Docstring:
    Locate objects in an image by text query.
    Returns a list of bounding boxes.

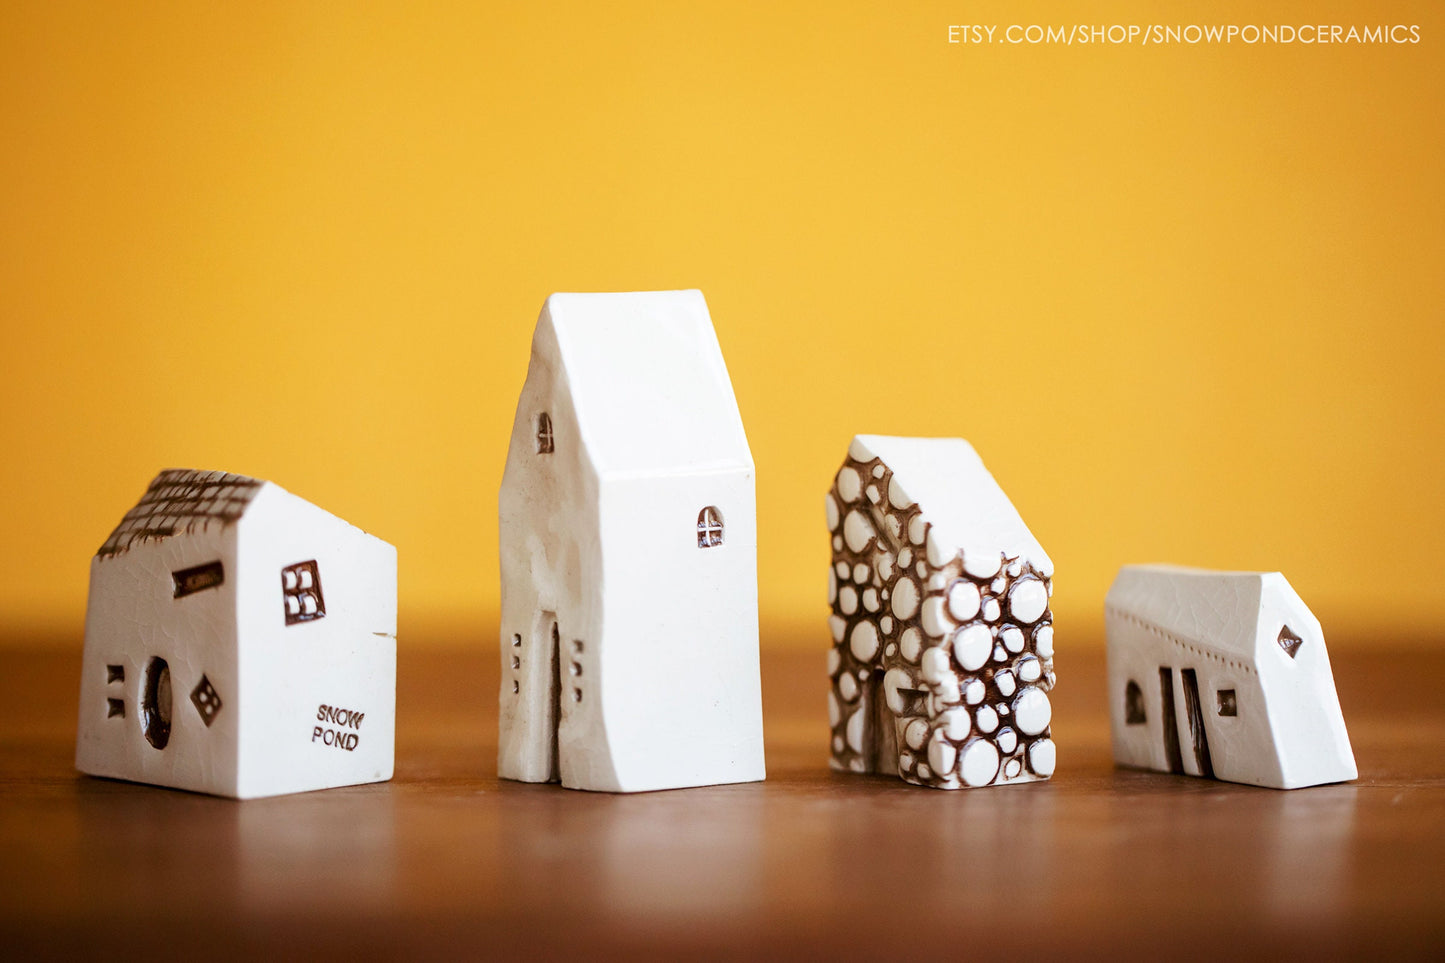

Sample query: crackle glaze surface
[1105,565,1356,790]
[76,469,397,799]
[826,436,1056,789]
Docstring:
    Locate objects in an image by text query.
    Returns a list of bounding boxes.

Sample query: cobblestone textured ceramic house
[76,469,397,799]
[498,290,765,792]
[1106,565,1356,789]
[826,435,1056,789]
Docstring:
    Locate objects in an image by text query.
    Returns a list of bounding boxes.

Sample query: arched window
[536,413,554,454]
[1124,679,1146,725]
[697,506,724,548]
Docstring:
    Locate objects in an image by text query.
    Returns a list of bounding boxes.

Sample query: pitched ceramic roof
[543,290,753,477]
[850,435,1053,578]
[1106,566,1274,660]
[98,469,263,558]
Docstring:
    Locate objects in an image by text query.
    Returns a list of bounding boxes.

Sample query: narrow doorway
[1159,667,1184,774]
[866,669,899,776]
[1180,668,1215,778]
[527,611,562,784]
[546,619,561,783]
[142,656,172,751]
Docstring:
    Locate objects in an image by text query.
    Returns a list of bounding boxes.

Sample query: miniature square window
[697,506,724,548]
[536,413,554,454]
[281,560,326,626]
[1217,689,1238,717]
[1277,625,1303,659]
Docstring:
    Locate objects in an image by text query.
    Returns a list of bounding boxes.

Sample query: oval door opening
[142,657,172,750]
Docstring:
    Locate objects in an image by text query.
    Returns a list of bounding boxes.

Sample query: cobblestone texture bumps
[826,451,1056,788]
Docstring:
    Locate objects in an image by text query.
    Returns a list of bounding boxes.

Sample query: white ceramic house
[498,290,765,792]
[1105,565,1356,789]
[826,435,1056,789]
[76,469,397,799]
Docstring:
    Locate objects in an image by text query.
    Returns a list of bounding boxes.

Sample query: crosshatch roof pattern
[97,469,263,558]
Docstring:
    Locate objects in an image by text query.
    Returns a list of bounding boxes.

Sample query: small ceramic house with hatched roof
[498,289,765,793]
[76,469,397,799]
[826,435,1056,789]
[1106,565,1355,789]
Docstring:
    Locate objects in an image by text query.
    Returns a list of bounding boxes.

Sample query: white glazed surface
[1104,565,1356,789]
[497,290,766,792]
[76,472,396,799]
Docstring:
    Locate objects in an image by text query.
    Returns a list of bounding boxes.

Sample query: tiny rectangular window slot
[1217,689,1238,716]
[173,561,225,598]
[106,664,124,684]
[106,698,125,718]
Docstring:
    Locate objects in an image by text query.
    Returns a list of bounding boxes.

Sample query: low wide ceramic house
[76,469,397,799]
[826,435,1056,789]
[498,289,766,793]
[1105,565,1355,789]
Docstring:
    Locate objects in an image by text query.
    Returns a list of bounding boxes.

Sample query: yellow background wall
[3,1,1441,647]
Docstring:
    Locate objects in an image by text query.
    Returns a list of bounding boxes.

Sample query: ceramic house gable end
[97,469,385,634]
[502,306,603,609]
[850,435,1052,579]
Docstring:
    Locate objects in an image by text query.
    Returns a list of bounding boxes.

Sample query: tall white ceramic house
[498,290,765,792]
[76,469,397,799]
[826,435,1056,789]
[1105,565,1356,789]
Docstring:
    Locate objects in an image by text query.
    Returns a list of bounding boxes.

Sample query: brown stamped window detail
[536,413,555,453]
[697,506,724,548]
[282,560,326,626]
[191,674,223,727]
[1277,625,1303,659]
[173,561,224,598]
[1217,689,1238,717]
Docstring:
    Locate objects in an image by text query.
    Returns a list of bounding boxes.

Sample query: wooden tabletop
[1,634,1442,959]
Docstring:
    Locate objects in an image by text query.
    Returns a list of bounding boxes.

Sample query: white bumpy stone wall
[826,451,1057,789]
